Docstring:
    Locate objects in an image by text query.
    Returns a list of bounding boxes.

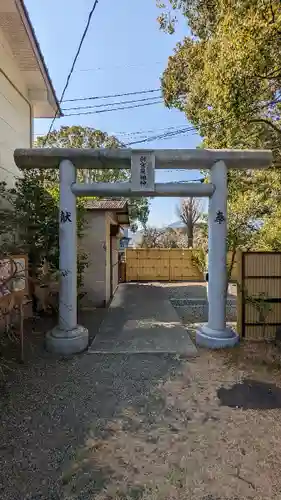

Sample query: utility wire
[62,95,163,111]
[33,124,186,138]
[62,88,161,103]
[78,61,164,72]
[63,100,163,116]
[40,93,281,146]
[43,0,100,145]
[125,126,194,146]
[114,125,187,137]
[123,106,271,146]
[122,97,281,146]
[33,124,192,137]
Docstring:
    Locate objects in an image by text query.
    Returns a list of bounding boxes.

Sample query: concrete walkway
[89,283,197,356]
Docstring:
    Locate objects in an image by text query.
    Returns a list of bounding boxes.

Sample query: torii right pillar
[196,160,239,348]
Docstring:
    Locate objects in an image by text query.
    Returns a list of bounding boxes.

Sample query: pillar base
[196,324,239,349]
[45,324,89,355]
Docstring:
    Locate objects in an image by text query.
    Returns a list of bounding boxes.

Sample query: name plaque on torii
[131,151,155,192]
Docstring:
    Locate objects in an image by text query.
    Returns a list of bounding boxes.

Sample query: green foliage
[246,292,273,326]
[191,248,205,274]
[227,192,263,252]
[159,0,281,154]
[0,171,87,288]
[36,126,149,229]
[240,284,273,339]
[158,0,281,253]
[0,126,149,293]
[159,0,281,143]
[257,206,281,251]
[36,125,122,149]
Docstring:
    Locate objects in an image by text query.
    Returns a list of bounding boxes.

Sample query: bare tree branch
[176,197,203,247]
[138,226,191,248]
[250,118,281,135]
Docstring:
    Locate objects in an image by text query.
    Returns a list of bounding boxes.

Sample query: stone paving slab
[89,283,197,356]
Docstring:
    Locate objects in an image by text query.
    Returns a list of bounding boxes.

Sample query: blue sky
[25,0,203,226]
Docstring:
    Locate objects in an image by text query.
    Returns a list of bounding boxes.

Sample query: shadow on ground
[218,379,281,410]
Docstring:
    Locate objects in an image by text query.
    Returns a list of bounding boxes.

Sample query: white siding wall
[80,212,107,307]
[80,211,120,308]
[0,26,31,187]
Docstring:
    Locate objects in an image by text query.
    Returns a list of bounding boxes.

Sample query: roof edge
[16,0,62,117]
[85,201,129,212]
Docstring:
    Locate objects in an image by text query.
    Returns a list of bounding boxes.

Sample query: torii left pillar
[46,159,89,355]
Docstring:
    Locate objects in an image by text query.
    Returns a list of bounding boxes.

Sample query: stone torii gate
[14,148,272,355]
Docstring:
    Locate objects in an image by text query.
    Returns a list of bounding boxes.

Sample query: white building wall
[80,211,107,307]
[0,26,31,187]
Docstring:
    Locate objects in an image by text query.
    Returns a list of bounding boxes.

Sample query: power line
[39,95,281,146]
[174,178,205,183]
[33,124,186,137]
[124,112,259,146]
[62,88,161,103]
[32,125,189,144]
[78,61,164,72]
[63,99,163,117]
[123,105,278,146]
[114,125,187,137]
[125,126,194,144]
[122,97,281,146]
[125,126,194,146]
[43,0,100,144]
[62,95,163,111]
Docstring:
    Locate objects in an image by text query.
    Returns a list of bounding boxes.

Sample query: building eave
[17,0,61,117]
[85,199,130,226]
[0,0,61,118]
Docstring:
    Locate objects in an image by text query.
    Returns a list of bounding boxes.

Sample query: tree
[139,227,165,248]
[176,197,203,247]
[139,226,190,248]
[157,0,281,253]
[35,126,149,230]
[0,126,150,296]
[0,169,88,292]
[158,0,281,157]
[254,205,281,252]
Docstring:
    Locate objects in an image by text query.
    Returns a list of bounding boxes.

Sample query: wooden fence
[124,249,281,341]
[124,248,238,282]
[237,251,281,340]
[125,248,202,282]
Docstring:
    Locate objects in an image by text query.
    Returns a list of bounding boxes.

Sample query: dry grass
[61,341,281,500]
[222,339,281,373]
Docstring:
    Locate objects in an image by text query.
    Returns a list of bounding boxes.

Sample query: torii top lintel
[14,148,272,171]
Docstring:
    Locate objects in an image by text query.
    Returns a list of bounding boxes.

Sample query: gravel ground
[1,288,281,500]
[158,281,237,300]
[158,282,237,323]
[0,324,185,499]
